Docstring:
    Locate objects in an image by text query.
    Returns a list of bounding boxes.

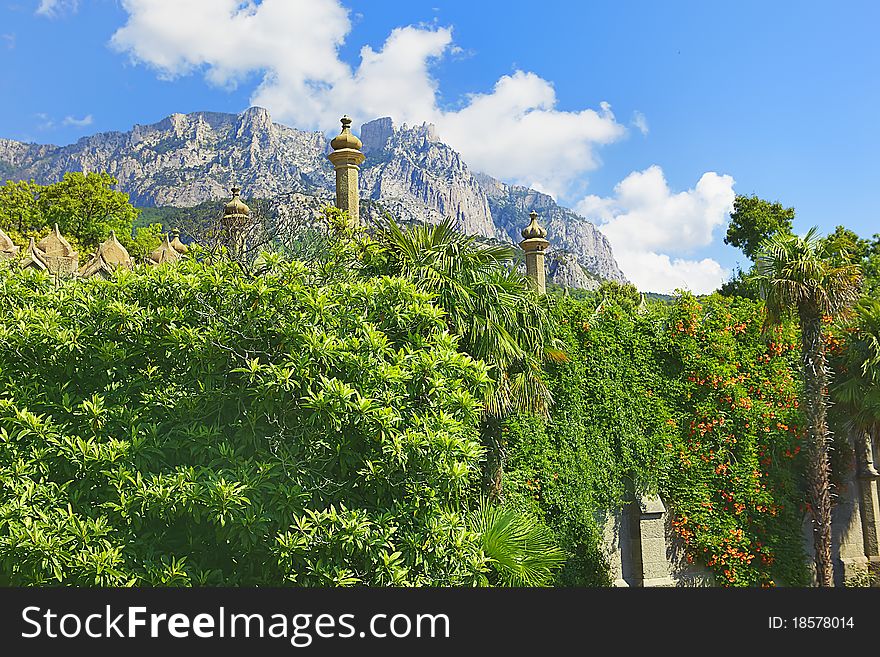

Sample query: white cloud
[2,33,15,49]
[578,165,735,294]
[36,0,78,17]
[62,114,94,127]
[632,111,648,136]
[613,251,728,296]
[439,76,624,197]
[110,0,625,198]
[35,112,55,130]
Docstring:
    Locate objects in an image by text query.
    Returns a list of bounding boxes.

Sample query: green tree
[0,250,564,587]
[0,258,489,585]
[755,228,862,586]
[861,234,880,298]
[39,172,139,249]
[594,280,643,311]
[822,226,869,267]
[725,195,795,261]
[376,218,558,498]
[0,179,43,238]
[127,223,166,260]
[719,266,761,299]
[378,218,555,417]
[832,299,880,470]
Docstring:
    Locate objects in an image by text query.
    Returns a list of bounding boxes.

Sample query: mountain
[0,108,626,287]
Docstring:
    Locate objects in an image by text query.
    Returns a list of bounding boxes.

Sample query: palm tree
[379,218,557,413]
[469,499,566,586]
[378,218,561,497]
[755,228,862,586]
[832,298,880,476]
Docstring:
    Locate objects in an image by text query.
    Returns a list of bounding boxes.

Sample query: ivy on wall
[504,289,809,587]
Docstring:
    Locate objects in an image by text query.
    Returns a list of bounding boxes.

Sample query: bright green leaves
[274,506,413,587]
[0,257,494,586]
[0,173,148,254]
[469,500,565,587]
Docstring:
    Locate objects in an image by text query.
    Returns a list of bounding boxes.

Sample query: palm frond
[755,228,862,328]
[470,500,566,587]
[832,296,880,431]
[378,217,555,417]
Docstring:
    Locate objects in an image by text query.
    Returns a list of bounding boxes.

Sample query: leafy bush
[660,293,808,587]
[0,257,498,585]
[503,292,675,585]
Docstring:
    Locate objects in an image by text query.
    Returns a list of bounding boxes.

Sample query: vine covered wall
[504,290,809,586]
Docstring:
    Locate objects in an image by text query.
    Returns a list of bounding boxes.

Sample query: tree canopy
[755,228,861,586]
[724,194,795,261]
[0,172,159,257]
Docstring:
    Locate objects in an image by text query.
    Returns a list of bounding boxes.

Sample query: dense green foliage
[724,195,795,261]
[755,228,861,586]
[502,288,673,585]
[503,289,810,586]
[0,173,160,257]
[377,218,555,419]
[0,257,503,585]
[660,294,808,586]
[832,298,880,440]
[3,185,874,588]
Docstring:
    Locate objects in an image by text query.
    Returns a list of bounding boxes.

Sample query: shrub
[0,258,495,585]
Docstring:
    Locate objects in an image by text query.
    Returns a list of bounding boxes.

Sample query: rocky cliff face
[474,172,627,284]
[358,119,499,238]
[1,108,333,206]
[0,108,625,287]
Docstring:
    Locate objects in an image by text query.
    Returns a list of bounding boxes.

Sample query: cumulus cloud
[577,165,735,294]
[631,111,649,136]
[36,0,78,17]
[62,114,94,127]
[110,0,625,198]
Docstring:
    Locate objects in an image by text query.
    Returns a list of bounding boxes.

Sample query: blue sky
[1,1,878,293]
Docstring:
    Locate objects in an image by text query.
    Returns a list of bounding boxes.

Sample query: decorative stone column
[327,115,365,226]
[636,495,675,587]
[520,211,549,294]
[856,430,880,582]
[222,186,251,258]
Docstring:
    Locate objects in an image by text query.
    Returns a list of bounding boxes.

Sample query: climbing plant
[503,288,809,586]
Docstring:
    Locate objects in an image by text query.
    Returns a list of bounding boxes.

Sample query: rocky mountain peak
[0,107,626,288]
[236,106,274,139]
[360,117,394,154]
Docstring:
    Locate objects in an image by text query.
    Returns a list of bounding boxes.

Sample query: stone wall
[801,429,880,586]
[602,495,714,587]
[602,427,880,587]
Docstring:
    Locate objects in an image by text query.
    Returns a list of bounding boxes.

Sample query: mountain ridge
[0,107,626,287]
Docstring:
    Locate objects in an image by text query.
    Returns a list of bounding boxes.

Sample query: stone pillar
[327,116,365,226]
[222,186,251,259]
[857,430,880,583]
[602,511,635,586]
[636,495,675,587]
[818,428,880,585]
[520,211,549,294]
